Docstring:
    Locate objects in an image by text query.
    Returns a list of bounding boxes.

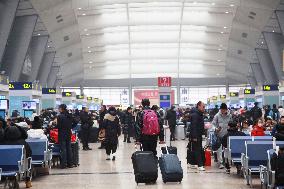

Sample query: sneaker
[106,155,111,160]
[198,166,206,171]
[219,164,225,169]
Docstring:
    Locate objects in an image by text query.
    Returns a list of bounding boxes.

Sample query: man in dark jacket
[56,104,73,169]
[80,107,93,150]
[250,102,262,122]
[135,99,165,157]
[166,105,177,141]
[98,105,107,149]
[188,101,205,171]
[272,116,284,141]
[121,107,134,143]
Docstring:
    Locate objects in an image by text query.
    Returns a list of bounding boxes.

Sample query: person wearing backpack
[250,102,262,122]
[269,104,280,122]
[135,99,165,157]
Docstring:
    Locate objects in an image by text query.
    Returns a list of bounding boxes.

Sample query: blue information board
[9,82,32,90]
[160,101,171,108]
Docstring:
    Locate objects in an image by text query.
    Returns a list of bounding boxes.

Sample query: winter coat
[273,124,284,141]
[102,113,121,144]
[3,126,32,157]
[251,125,265,136]
[0,128,4,144]
[121,111,134,136]
[166,109,177,127]
[269,108,280,121]
[221,128,246,148]
[32,120,42,129]
[99,110,107,129]
[279,108,284,118]
[80,111,93,130]
[212,111,232,138]
[251,106,263,121]
[189,108,205,139]
[56,112,72,140]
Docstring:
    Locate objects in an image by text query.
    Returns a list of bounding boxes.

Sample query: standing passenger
[80,107,93,151]
[166,106,177,141]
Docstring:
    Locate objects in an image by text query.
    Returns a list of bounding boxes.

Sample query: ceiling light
[88,50,92,53]
[84,29,88,31]
[223,26,227,29]
[225,11,229,14]
[89,61,93,64]
[261,41,264,44]
[217,60,222,62]
[211,3,215,5]
[82,13,86,16]
[221,31,224,34]
[37,33,41,36]
[230,4,234,7]
[87,46,91,49]
[86,33,90,36]
[216,73,220,76]
[272,30,275,32]
[89,66,92,69]
[78,8,82,10]
[218,49,222,51]
[47,45,50,48]
[193,1,197,4]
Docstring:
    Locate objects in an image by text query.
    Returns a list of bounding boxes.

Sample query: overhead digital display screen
[62,92,72,97]
[244,89,255,95]
[229,92,239,97]
[263,85,279,91]
[42,88,56,94]
[9,82,32,90]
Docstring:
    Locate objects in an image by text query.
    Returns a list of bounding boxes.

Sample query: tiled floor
[29,139,257,189]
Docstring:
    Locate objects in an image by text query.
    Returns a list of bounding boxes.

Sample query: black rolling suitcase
[186,141,197,165]
[71,141,79,166]
[161,140,177,155]
[159,146,183,183]
[131,145,158,184]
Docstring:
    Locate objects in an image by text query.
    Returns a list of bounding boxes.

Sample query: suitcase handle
[160,144,169,154]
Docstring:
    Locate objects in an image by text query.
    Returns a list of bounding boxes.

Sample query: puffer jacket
[212,111,232,138]
[102,113,121,144]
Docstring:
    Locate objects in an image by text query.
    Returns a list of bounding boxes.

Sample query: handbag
[98,129,106,141]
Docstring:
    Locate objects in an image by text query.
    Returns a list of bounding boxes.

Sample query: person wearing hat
[212,103,232,169]
[56,104,73,169]
[102,106,121,161]
[250,102,262,122]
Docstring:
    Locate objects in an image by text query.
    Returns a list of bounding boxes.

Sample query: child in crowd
[251,119,265,136]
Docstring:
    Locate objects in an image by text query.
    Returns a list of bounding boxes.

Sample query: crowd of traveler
[2,99,284,188]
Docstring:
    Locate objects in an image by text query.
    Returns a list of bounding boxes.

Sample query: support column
[263,32,284,80]
[47,66,59,88]
[255,48,278,84]
[27,35,48,81]
[247,76,257,88]
[129,84,132,105]
[176,82,180,104]
[1,15,37,81]
[38,52,55,86]
[250,63,266,85]
[0,0,19,63]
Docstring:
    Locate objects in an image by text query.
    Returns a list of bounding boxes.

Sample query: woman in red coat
[251,119,265,136]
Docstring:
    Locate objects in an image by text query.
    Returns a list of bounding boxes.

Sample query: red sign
[158,77,172,87]
[134,90,175,106]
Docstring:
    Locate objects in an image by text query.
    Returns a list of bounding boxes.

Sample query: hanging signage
[263,85,279,91]
[244,89,255,95]
[62,92,72,97]
[76,95,84,99]
[87,97,92,101]
[211,96,218,101]
[229,92,239,97]
[158,77,172,87]
[220,95,226,100]
[42,88,56,94]
[9,82,32,90]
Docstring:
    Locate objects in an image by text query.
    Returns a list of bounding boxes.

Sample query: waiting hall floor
[29,140,257,189]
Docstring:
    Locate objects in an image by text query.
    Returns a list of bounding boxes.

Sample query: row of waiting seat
[224,135,284,188]
[0,139,53,189]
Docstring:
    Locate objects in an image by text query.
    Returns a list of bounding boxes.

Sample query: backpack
[142,110,160,135]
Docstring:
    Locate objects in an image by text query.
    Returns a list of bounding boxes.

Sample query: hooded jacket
[102,113,121,144]
[273,124,284,141]
[212,111,232,138]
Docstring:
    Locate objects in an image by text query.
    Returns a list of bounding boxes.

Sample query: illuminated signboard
[212,96,218,101]
[76,95,84,99]
[42,88,56,94]
[263,85,279,91]
[220,95,226,100]
[244,89,255,95]
[87,97,92,101]
[9,82,32,90]
[62,92,72,97]
[229,92,239,97]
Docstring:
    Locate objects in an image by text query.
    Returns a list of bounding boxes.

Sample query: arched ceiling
[29,0,280,86]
